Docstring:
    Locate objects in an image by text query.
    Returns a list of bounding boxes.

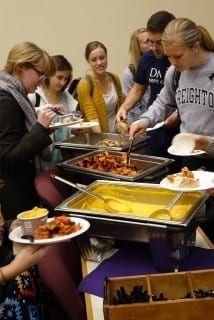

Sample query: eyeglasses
[31,66,47,80]
[147,40,162,47]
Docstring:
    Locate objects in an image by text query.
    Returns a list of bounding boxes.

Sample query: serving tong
[126,137,134,167]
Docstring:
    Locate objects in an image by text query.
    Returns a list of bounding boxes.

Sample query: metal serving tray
[54,132,148,152]
[56,180,207,228]
[60,150,174,182]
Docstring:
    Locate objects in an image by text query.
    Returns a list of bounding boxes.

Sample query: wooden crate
[103,269,214,320]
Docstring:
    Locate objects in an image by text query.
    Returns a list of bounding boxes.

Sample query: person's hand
[116,105,128,122]
[164,111,180,128]
[207,188,214,196]
[37,106,56,128]
[36,104,66,114]
[190,134,210,150]
[47,104,67,115]
[9,219,21,232]
[51,104,66,113]
[129,120,147,138]
[9,244,50,278]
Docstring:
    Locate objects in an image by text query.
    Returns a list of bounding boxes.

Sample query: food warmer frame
[55,180,208,271]
[54,132,148,152]
[58,150,175,184]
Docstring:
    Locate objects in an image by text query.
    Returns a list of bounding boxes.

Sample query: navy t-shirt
[134,50,170,107]
[134,50,179,162]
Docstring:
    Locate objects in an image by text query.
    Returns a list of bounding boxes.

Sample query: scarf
[0,71,51,171]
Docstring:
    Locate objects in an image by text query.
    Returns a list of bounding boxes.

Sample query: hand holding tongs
[51,107,82,118]
[51,107,68,116]
[46,104,67,116]
[126,137,134,167]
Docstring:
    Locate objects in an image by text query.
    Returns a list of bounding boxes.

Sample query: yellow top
[77,71,124,132]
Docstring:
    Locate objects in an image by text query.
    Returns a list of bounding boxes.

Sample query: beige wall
[1,0,213,78]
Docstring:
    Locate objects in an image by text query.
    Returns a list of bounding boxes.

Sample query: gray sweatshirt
[139,52,214,137]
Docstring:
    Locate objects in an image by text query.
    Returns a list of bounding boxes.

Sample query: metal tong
[51,107,67,116]
[126,137,134,167]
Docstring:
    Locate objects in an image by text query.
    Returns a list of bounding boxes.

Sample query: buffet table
[81,227,214,320]
[54,139,214,318]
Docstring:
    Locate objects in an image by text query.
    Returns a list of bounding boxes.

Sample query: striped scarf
[0,71,51,171]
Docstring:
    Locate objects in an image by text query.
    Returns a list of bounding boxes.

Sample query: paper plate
[160,170,214,192]
[167,145,205,157]
[146,122,164,132]
[9,217,90,245]
[49,119,82,129]
[68,121,99,129]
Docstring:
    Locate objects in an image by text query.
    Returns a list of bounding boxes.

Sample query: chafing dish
[55,180,208,271]
[54,132,148,152]
[59,150,174,182]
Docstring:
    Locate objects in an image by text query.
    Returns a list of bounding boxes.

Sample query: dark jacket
[0,90,52,219]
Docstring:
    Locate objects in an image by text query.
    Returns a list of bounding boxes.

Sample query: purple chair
[34,167,71,210]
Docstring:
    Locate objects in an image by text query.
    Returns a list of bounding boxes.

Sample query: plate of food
[67,121,99,129]
[160,167,214,192]
[9,216,90,245]
[146,121,164,132]
[167,145,205,157]
[49,119,82,129]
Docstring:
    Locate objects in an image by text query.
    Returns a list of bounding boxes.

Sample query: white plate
[67,121,99,129]
[49,119,82,129]
[146,121,164,132]
[9,217,90,245]
[160,170,214,192]
[167,145,205,157]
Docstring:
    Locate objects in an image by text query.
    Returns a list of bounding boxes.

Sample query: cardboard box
[103,269,214,320]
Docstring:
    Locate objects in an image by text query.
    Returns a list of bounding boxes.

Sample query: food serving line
[54,132,212,272]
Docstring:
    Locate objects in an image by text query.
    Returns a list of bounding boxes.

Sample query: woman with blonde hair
[0,42,87,320]
[130,17,214,173]
[0,41,56,219]
[128,27,150,71]
[129,17,214,242]
[122,28,151,124]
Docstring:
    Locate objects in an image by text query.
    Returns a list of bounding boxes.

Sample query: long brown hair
[44,55,73,90]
